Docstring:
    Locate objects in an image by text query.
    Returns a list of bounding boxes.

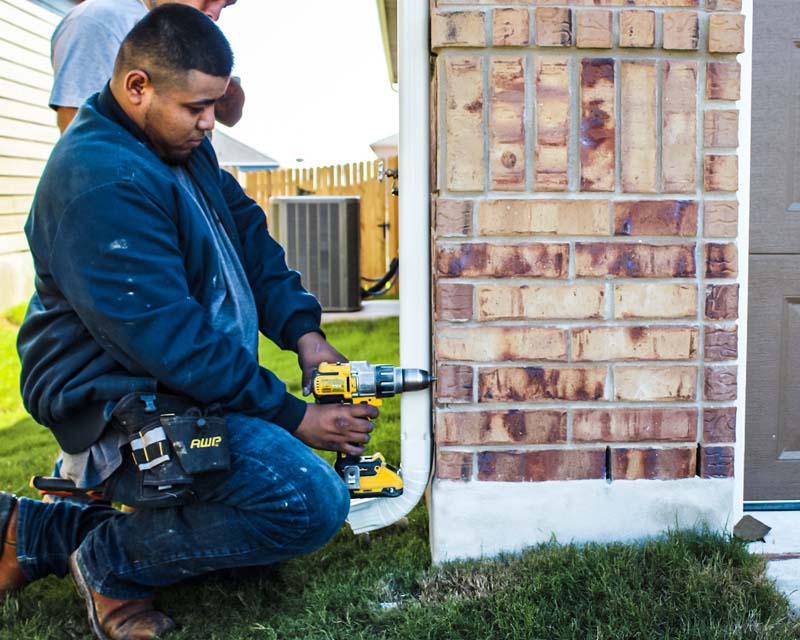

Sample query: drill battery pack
[335,452,403,499]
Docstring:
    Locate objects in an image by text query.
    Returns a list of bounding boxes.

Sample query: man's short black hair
[114,4,234,88]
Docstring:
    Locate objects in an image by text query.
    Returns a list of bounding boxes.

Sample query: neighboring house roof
[30,0,78,16]
[375,0,397,86]
[211,131,279,171]
[370,133,398,159]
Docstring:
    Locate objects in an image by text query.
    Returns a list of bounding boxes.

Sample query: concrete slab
[766,559,800,614]
[747,512,800,556]
[746,511,800,613]
[321,299,399,323]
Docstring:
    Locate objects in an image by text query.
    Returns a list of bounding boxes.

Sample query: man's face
[142,70,229,165]
[172,0,237,21]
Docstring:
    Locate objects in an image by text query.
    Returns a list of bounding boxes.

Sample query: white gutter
[347,0,431,534]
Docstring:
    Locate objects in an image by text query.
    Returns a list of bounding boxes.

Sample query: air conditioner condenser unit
[269,196,361,312]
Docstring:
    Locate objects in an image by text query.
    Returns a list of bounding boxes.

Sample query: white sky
[214,0,399,168]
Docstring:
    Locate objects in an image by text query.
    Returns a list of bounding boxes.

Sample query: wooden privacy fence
[243,157,399,292]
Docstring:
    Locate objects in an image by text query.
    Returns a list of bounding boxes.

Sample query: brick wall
[431,0,743,552]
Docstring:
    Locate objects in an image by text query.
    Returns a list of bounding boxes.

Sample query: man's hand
[215,76,245,127]
[297,331,346,396]
[294,403,378,455]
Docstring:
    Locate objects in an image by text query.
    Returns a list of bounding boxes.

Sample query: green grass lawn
[2,305,799,639]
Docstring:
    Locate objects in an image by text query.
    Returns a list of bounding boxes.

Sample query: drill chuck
[398,368,435,393]
[352,362,433,398]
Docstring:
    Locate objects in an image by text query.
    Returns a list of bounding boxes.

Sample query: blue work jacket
[18,85,320,453]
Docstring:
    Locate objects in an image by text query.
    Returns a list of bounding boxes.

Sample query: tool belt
[110,392,231,508]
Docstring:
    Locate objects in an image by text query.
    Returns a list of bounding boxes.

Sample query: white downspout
[347,0,431,534]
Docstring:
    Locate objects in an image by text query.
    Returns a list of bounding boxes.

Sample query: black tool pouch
[111,392,231,508]
[160,414,230,475]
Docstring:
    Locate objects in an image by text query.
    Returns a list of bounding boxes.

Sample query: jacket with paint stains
[18,85,320,454]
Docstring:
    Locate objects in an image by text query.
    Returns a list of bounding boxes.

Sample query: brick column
[430,0,744,560]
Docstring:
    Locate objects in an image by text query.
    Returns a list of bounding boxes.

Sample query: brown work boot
[69,552,176,640]
[0,492,27,600]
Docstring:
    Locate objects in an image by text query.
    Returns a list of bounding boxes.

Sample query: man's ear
[123,69,152,106]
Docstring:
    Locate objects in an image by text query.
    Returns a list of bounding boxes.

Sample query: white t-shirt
[49,0,147,109]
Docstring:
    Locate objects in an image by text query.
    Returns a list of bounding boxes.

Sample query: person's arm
[219,170,351,387]
[221,169,323,351]
[50,17,121,133]
[296,331,348,395]
[55,107,78,133]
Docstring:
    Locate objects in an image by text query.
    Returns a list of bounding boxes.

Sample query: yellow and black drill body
[311,361,433,499]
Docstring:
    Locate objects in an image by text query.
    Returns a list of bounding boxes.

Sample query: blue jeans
[15,414,350,598]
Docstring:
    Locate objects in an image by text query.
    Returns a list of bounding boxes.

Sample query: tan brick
[705,242,738,278]
[436,410,567,446]
[437,325,567,362]
[573,407,697,443]
[703,406,736,442]
[435,282,473,321]
[575,243,695,278]
[438,0,563,3]
[493,8,530,46]
[436,364,474,403]
[703,154,738,192]
[705,284,738,320]
[614,200,697,236]
[708,14,745,53]
[535,58,570,191]
[573,0,697,5]
[437,451,473,481]
[663,11,699,50]
[704,326,737,361]
[535,8,572,46]
[614,283,697,319]
[445,57,484,192]
[572,0,697,5]
[704,110,739,148]
[662,62,698,193]
[704,201,738,237]
[491,57,526,191]
[437,242,568,278]
[700,445,734,478]
[478,366,606,402]
[435,199,473,237]
[614,365,697,401]
[612,447,696,480]
[580,58,615,192]
[575,10,613,48]
[571,326,698,361]
[478,284,605,320]
[432,10,486,49]
[479,199,610,236]
[706,61,740,100]
[437,0,560,4]
[620,61,657,193]
[478,449,607,482]
[704,365,737,401]
[705,0,741,10]
[619,11,655,48]
[705,243,738,277]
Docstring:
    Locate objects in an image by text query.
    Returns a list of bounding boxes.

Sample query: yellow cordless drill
[311,361,433,499]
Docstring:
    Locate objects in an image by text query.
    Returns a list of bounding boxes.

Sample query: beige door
[745,1,800,500]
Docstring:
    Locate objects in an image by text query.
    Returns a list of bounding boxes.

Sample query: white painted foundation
[431,478,735,563]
